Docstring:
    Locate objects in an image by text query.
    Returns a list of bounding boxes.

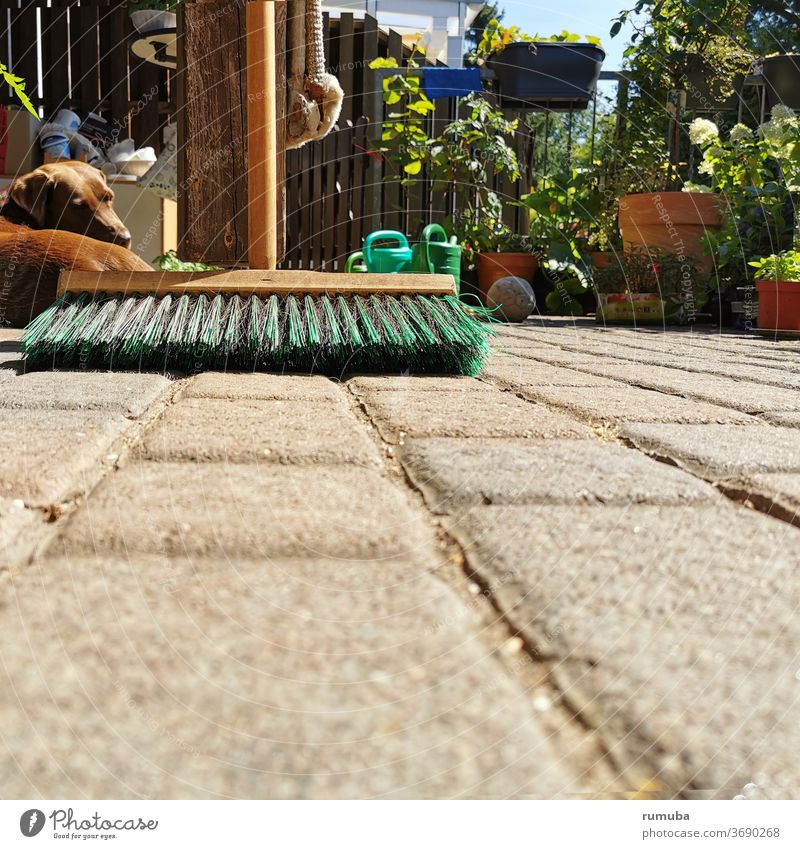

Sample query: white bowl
[130,10,177,35]
[119,158,156,177]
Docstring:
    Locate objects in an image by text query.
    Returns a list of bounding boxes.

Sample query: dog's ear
[9,169,54,226]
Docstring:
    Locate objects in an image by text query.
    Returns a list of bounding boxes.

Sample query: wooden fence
[0,0,170,153]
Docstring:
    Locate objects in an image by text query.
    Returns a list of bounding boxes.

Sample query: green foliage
[467,19,601,66]
[0,64,38,118]
[464,2,505,62]
[689,110,800,287]
[749,250,800,281]
[154,250,222,272]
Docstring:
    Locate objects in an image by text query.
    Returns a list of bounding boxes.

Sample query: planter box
[490,42,605,111]
[762,54,800,110]
[596,292,664,325]
[756,279,800,331]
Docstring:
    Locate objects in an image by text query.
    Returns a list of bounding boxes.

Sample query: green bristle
[336,295,362,346]
[320,296,344,347]
[164,294,191,348]
[263,295,280,353]
[283,295,305,351]
[353,296,380,345]
[304,295,320,346]
[22,290,495,376]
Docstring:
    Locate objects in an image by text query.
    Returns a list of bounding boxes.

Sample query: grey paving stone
[738,473,800,519]
[0,371,171,417]
[622,423,800,478]
[183,372,343,402]
[447,504,800,798]
[0,408,129,505]
[400,438,719,512]
[0,498,38,564]
[56,462,437,562]
[360,389,589,442]
[346,375,493,394]
[0,555,578,799]
[528,385,753,425]
[763,412,800,428]
[139,398,381,467]
[481,356,618,389]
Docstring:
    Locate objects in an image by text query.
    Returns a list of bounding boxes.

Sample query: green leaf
[370,57,399,69]
[404,160,423,175]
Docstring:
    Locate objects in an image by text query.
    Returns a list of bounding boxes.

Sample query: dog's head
[8,161,132,248]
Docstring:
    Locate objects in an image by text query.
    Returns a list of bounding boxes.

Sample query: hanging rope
[287,0,344,149]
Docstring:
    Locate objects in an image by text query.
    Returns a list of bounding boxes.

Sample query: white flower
[729,123,753,143]
[688,117,719,146]
[759,120,788,144]
[770,104,795,124]
[682,181,713,193]
[698,159,715,176]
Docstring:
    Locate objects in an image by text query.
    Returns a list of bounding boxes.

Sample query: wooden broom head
[57,270,459,298]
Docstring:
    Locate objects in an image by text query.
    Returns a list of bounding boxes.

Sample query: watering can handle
[421,224,449,274]
[363,230,410,268]
[345,251,365,273]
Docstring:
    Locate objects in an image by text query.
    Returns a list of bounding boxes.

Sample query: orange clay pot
[618,192,721,274]
[756,280,800,331]
[476,252,539,304]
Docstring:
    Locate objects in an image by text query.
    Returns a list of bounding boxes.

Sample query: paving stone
[622,423,800,478]
[346,375,493,394]
[736,473,800,519]
[481,356,618,389]
[763,412,800,428]
[139,398,381,467]
[400,438,719,512]
[0,555,578,799]
[0,498,38,564]
[0,408,129,505]
[0,371,171,417]
[527,385,753,425]
[554,361,800,414]
[0,328,23,374]
[183,372,343,402]
[447,504,800,798]
[360,389,589,442]
[56,462,437,562]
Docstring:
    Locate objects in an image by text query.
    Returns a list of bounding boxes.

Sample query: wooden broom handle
[246,1,282,270]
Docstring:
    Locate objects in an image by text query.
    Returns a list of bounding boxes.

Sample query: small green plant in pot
[750,250,800,331]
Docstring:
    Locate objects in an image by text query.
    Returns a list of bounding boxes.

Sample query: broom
[20,1,494,377]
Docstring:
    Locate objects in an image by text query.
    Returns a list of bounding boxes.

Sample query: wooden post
[246,1,282,270]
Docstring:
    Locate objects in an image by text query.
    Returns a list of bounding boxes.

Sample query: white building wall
[322,0,484,66]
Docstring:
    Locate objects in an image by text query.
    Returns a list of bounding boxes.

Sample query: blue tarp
[421,67,483,100]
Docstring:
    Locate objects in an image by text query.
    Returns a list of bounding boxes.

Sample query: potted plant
[128,0,180,36]
[593,249,708,325]
[472,21,605,110]
[472,226,540,298]
[750,250,800,331]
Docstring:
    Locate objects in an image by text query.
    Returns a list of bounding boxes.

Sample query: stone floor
[1,319,799,800]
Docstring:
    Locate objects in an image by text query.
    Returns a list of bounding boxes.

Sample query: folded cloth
[421,67,483,100]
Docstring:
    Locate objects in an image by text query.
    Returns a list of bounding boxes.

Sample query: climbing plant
[1,63,37,117]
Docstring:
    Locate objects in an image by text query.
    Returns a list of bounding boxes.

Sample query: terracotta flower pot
[476,252,539,304]
[590,250,616,271]
[756,280,800,331]
[618,192,721,274]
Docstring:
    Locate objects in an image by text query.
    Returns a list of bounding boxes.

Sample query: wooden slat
[275,0,287,262]
[41,5,70,115]
[321,128,337,270]
[334,119,352,270]
[337,13,355,124]
[11,5,39,108]
[58,270,457,297]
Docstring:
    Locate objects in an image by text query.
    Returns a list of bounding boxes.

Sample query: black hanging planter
[489,42,606,111]
[762,54,800,110]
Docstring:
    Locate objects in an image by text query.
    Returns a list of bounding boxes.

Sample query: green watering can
[363,230,414,274]
[419,223,462,287]
[345,251,367,273]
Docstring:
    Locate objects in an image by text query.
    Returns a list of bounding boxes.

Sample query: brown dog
[0,162,152,327]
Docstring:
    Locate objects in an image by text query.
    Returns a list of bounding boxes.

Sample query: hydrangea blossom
[729,123,753,143]
[698,159,715,176]
[759,120,788,145]
[770,104,795,124]
[688,117,719,146]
